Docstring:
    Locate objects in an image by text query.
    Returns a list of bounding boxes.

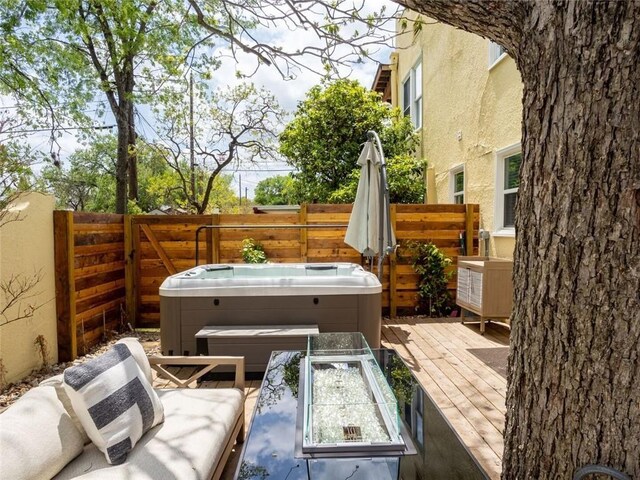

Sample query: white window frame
[402,76,411,118]
[494,142,521,236]
[401,57,423,129]
[488,41,508,69]
[412,59,422,129]
[450,164,465,204]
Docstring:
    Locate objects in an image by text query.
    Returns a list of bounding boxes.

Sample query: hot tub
[159,263,382,367]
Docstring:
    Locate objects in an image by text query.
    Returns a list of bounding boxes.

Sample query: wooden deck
[381,316,509,480]
[157,317,509,480]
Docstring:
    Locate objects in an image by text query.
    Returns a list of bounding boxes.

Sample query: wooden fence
[54,204,478,355]
[54,212,126,361]
[130,204,478,326]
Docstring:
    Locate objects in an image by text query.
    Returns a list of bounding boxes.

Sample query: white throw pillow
[115,337,153,384]
[62,342,164,465]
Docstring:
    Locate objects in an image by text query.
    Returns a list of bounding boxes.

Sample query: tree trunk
[503,4,640,478]
[393,1,639,478]
[115,112,130,214]
[127,102,138,203]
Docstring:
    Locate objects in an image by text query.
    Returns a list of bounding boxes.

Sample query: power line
[4,125,115,134]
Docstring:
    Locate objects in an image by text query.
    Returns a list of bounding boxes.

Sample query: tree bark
[115,110,130,214]
[393,1,640,478]
[128,116,138,203]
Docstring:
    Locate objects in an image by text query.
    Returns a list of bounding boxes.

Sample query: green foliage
[282,352,301,398]
[0,0,212,212]
[329,154,427,204]
[0,141,37,209]
[38,134,238,213]
[1,0,398,213]
[0,128,40,226]
[241,238,267,263]
[389,355,414,404]
[279,79,418,203]
[253,175,298,205]
[408,241,453,317]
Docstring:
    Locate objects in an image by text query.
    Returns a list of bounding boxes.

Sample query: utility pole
[189,72,196,210]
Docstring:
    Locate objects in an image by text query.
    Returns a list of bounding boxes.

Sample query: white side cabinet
[456,256,513,334]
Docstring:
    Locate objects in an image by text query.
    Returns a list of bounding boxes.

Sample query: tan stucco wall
[0,192,58,384]
[393,14,523,259]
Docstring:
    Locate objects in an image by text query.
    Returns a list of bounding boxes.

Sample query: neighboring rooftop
[252,205,301,214]
[371,63,392,103]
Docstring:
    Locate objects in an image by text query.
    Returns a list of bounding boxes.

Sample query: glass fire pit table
[235,333,489,480]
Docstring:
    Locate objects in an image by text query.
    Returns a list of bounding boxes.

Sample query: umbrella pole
[367,130,393,280]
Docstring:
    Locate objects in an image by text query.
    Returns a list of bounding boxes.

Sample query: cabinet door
[457,267,469,304]
[469,271,483,309]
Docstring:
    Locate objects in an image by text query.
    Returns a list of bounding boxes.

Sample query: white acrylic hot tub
[159,263,382,362]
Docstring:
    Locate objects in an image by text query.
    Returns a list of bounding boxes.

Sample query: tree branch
[0,271,44,326]
[187,0,273,65]
[393,0,526,55]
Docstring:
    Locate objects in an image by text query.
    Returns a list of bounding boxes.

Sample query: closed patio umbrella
[344,131,396,278]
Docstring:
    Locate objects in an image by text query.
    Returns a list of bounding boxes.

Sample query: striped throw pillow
[63,342,164,465]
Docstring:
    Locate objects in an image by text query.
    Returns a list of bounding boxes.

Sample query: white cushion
[54,388,244,480]
[40,374,91,444]
[63,342,164,465]
[0,384,85,480]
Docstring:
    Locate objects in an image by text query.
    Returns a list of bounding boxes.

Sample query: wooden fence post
[300,204,308,262]
[124,215,135,328]
[465,204,475,256]
[54,211,77,362]
[390,204,398,318]
[132,218,141,327]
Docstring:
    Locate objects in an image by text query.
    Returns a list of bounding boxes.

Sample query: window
[450,165,464,204]
[495,143,522,234]
[413,63,422,129]
[403,78,411,117]
[489,41,507,68]
[402,58,423,129]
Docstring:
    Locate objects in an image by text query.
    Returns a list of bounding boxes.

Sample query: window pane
[489,41,507,65]
[504,152,521,189]
[414,97,422,128]
[403,79,411,116]
[454,171,464,193]
[454,194,464,204]
[504,192,517,227]
[414,63,422,98]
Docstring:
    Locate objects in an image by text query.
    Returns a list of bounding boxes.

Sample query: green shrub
[408,241,453,317]
[241,238,267,263]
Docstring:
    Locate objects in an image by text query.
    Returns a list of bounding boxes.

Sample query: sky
[1,0,398,200]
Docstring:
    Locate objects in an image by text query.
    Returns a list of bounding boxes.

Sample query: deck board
[156,316,509,480]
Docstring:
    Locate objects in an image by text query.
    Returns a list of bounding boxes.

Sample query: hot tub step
[195,325,319,372]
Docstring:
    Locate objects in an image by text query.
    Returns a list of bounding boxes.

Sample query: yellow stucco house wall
[0,192,58,385]
[384,13,523,259]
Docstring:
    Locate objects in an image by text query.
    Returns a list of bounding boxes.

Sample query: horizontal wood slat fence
[55,204,478,356]
[54,211,127,361]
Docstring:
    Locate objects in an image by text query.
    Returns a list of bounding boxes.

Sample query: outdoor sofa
[0,339,245,480]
